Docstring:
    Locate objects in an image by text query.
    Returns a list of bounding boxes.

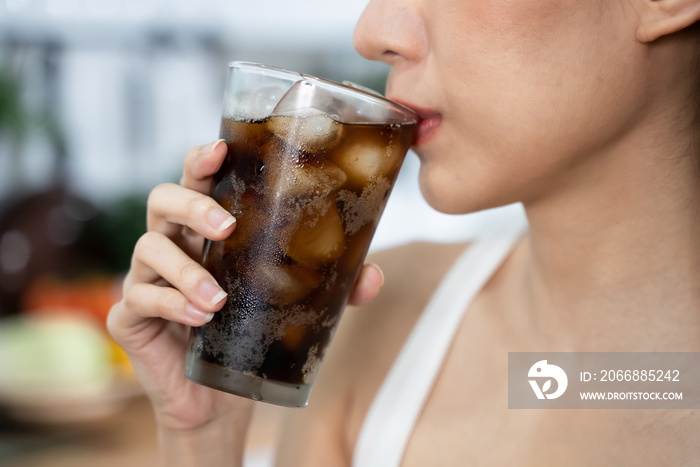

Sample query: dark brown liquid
[188,113,415,386]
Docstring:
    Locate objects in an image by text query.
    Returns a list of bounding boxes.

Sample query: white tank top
[352,227,526,467]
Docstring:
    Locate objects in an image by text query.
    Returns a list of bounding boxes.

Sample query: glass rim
[228,61,419,124]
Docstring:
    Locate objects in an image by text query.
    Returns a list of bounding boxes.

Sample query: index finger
[180,139,228,194]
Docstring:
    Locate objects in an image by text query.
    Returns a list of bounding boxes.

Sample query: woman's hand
[106,139,384,464]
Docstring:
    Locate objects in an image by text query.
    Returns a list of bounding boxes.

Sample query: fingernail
[369,263,385,287]
[209,208,236,231]
[209,139,225,153]
[186,303,215,323]
[200,281,228,306]
[200,139,224,156]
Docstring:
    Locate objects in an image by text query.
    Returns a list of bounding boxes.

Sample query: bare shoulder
[275,240,469,466]
[339,240,472,371]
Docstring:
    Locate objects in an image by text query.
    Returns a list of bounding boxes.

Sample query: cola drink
[185,63,417,407]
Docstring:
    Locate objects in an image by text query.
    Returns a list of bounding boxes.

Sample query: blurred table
[0,394,283,467]
[0,395,159,467]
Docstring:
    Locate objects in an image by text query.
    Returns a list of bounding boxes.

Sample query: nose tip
[353,0,426,65]
[353,4,383,62]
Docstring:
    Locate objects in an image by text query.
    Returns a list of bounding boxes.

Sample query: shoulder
[339,240,471,373]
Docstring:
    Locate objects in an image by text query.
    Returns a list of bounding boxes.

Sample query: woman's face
[354,0,655,214]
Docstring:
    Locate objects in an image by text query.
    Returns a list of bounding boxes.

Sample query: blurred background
[0,1,524,466]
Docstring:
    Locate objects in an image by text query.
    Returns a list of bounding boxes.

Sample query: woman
[107,0,700,465]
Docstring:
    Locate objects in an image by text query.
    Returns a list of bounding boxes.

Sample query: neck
[518,118,700,351]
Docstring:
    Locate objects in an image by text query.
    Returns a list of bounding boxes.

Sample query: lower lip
[415,116,441,146]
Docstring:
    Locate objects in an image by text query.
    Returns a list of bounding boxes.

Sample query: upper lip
[390,98,441,121]
[390,98,442,146]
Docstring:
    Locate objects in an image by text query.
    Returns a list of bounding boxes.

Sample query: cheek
[428,0,648,199]
[435,0,638,122]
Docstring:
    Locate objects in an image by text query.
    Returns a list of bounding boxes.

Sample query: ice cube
[226,85,289,121]
[266,156,348,202]
[286,202,346,267]
[281,323,305,349]
[267,113,342,151]
[272,80,328,116]
[332,141,401,187]
[270,80,345,150]
[252,262,322,307]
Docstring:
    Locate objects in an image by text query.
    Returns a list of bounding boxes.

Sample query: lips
[392,99,442,146]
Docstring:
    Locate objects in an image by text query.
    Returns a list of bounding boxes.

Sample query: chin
[417,164,516,215]
[418,169,474,215]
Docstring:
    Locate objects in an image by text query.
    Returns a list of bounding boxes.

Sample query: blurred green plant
[0,68,27,138]
[0,67,67,180]
[76,195,148,275]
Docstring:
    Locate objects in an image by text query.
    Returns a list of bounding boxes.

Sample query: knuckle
[156,289,185,315]
[122,286,142,311]
[175,260,203,285]
[186,192,215,223]
[105,302,122,339]
[147,183,175,210]
[134,231,162,256]
[187,192,213,219]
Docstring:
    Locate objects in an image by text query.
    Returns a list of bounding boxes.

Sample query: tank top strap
[352,227,526,467]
